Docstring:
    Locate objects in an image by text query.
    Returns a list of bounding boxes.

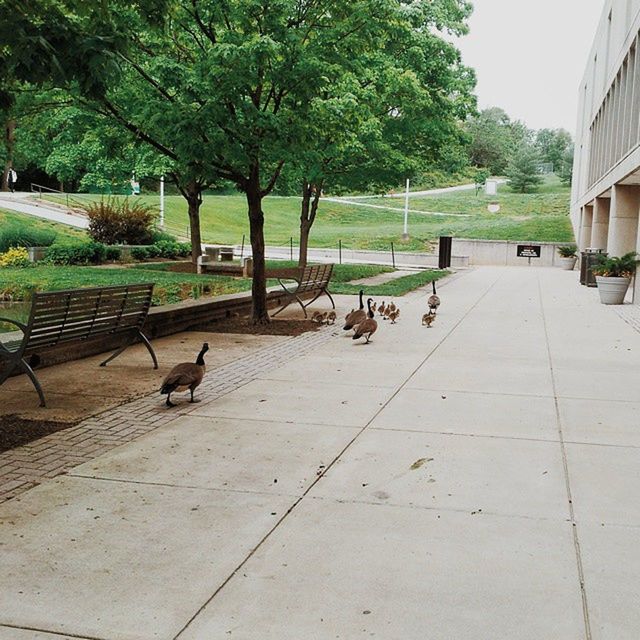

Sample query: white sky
[455,0,607,133]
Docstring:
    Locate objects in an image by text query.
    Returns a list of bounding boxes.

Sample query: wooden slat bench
[271,263,335,318]
[0,284,158,407]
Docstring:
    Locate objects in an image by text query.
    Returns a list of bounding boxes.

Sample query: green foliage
[130,240,190,261]
[45,240,107,265]
[535,129,573,171]
[0,265,250,306]
[332,269,447,296]
[506,145,543,193]
[557,145,574,186]
[557,245,577,258]
[105,246,122,261]
[0,246,32,268]
[84,197,158,245]
[466,108,528,175]
[592,252,640,278]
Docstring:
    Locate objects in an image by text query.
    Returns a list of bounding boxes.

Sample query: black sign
[517,244,541,258]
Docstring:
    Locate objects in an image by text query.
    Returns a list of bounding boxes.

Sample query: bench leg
[17,359,46,408]
[100,333,158,369]
[99,343,130,368]
[324,288,336,309]
[138,331,159,369]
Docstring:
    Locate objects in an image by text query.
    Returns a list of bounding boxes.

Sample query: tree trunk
[298,181,312,268]
[246,172,270,325]
[185,183,203,265]
[2,119,16,192]
[298,179,322,268]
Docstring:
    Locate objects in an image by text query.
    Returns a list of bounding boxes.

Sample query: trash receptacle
[580,249,606,287]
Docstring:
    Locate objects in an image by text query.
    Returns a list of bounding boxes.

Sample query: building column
[579,204,594,250]
[591,196,611,250]
[607,184,640,257]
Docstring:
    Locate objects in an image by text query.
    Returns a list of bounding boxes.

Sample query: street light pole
[402,178,410,240]
[160,176,165,227]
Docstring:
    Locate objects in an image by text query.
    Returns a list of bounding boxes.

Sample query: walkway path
[1,267,639,639]
[0,192,88,229]
[334,178,508,199]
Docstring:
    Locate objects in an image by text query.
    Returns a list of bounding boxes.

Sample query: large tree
[288,4,476,266]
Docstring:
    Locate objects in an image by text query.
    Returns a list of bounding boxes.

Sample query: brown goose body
[343,289,365,330]
[160,343,208,407]
[428,281,440,312]
[353,299,377,343]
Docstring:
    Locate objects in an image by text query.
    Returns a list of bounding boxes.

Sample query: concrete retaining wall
[451,239,567,267]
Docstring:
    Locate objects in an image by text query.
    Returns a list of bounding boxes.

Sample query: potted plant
[592,252,640,304]
[557,244,578,270]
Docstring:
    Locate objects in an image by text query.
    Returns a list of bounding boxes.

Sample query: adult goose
[160,343,209,408]
[427,280,440,313]
[343,289,366,330]
[352,298,378,344]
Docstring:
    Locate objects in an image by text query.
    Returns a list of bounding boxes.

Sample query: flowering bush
[0,246,31,268]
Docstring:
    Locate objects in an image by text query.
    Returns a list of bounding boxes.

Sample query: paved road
[0,192,88,229]
[336,178,508,200]
[1,267,639,639]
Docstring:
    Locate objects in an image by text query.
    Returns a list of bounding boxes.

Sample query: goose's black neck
[367,298,374,318]
[196,345,208,365]
[359,290,364,310]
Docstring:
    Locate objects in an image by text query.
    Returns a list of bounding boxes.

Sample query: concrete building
[572,0,640,301]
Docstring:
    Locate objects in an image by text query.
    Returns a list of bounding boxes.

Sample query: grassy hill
[0,209,85,252]
[40,174,574,251]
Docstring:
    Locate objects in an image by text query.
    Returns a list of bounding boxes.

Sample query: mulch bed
[205,317,325,336]
[0,414,76,453]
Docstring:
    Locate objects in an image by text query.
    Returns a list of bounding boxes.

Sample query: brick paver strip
[0,325,334,503]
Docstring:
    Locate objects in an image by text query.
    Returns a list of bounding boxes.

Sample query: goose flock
[159,281,441,406]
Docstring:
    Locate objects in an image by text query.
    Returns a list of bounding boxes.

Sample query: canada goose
[371,301,377,313]
[353,298,378,344]
[160,343,209,408]
[378,302,386,318]
[388,310,399,324]
[343,289,366,330]
[326,311,337,325]
[428,281,440,313]
[422,312,436,327]
[388,301,396,313]
[311,311,324,323]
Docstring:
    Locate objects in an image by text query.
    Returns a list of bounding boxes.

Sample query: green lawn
[0,264,251,306]
[0,208,85,252]
[41,174,574,250]
[0,261,446,330]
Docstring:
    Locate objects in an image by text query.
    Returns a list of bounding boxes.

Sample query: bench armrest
[0,317,28,333]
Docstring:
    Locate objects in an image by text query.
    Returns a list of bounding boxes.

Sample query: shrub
[149,229,177,244]
[45,240,107,265]
[105,246,122,261]
[154,240,180,259]
[177,242,192,257]
[557,244,577,258]
[131,246,150,261]
[0,227,58,253]
[84,197,158,245]
[592,252,640,278]
[0,247,32,268]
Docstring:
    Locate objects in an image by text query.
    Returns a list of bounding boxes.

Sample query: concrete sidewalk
[1,267,639,639]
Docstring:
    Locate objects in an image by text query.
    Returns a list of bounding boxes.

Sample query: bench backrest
[24,284,154,351]
[296,264,333,293]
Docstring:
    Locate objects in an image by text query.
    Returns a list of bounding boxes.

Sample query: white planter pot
[558,256,577,270]
[595,276,630,304]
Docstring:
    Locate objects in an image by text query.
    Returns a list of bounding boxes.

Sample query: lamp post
[159,176,165,227]
[402,178,410,240]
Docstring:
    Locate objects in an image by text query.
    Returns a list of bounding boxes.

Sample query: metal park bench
[271,263,335,318]
[0,284,158,407]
